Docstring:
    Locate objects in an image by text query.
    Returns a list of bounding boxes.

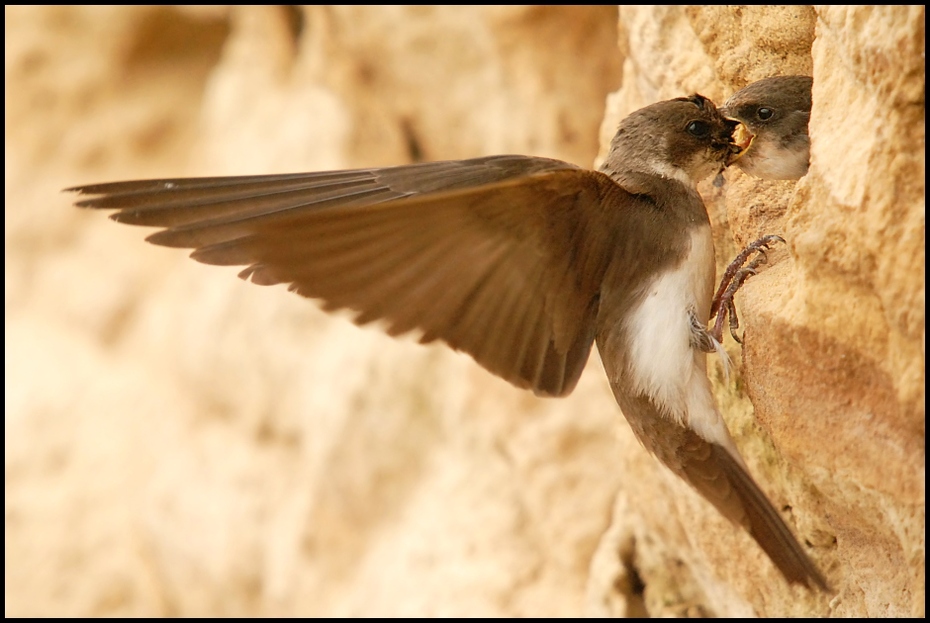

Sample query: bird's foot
[690,309,731,378]
[710,234,785,344]
[689,309,717,353]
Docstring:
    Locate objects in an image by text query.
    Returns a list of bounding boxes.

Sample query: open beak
[726,120,754,165]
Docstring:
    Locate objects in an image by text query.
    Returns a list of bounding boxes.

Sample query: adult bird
[70,93,826,589]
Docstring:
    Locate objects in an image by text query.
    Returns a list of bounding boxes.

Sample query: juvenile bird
[723,75,813,180]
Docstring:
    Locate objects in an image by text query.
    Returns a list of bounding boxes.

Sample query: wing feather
[71,155,629,396]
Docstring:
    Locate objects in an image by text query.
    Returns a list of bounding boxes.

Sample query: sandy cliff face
[5,6,923,617]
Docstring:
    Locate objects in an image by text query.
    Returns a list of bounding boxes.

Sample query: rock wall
[5,6,923,617]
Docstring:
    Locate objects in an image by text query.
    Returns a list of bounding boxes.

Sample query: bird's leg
[710,234,785,344]
[689,309,717,353]
[691,308,732,378]
[710,234,785,319]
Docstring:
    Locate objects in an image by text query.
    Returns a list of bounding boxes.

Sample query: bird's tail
[613,390,828,590]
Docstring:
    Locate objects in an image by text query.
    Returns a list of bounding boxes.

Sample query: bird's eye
[687,120,710,137]
[757,107,774,120]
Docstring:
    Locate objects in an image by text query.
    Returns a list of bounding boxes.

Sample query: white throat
[645,159,695,189]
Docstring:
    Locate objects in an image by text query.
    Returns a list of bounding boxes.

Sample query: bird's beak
[726,120,754,165]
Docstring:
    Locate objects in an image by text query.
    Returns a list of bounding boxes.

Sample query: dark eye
[687,120,710,137]
[757,107,774,120]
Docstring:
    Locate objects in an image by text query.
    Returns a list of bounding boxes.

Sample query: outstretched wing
[70,155,633,397]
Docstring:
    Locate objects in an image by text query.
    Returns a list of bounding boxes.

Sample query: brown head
[602,94,741,188]
[722,75,813,180]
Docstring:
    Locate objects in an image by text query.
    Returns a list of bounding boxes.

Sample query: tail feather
[613,390,827,590]
[709,441,828,590]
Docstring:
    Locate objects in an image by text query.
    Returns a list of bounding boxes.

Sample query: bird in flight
[70,92,827,590]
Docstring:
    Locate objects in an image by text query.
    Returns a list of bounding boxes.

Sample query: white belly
[622,226,737,451]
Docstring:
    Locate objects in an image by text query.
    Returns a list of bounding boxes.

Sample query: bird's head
[605,94,742,189]
[721,75,813,180]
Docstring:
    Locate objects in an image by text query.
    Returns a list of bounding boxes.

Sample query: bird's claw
[709,234,785,344]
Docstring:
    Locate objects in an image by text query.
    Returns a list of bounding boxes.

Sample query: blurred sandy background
[5,6,924,616]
